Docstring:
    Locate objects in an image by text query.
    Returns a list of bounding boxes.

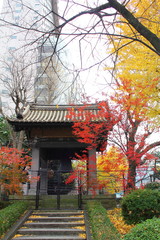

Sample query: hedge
[144,181,160,190]
[124,217,160,240]
[86,200,120,240]
[121,189,160,224]
[0,201,29,237]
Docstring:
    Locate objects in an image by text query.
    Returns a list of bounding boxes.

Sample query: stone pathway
[11,210,87,240]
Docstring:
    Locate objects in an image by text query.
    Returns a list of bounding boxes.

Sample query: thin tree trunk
[11,130,24,150]
[12,131,17,148]
[17,130,25,150]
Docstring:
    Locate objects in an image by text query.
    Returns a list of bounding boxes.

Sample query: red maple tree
[109,77,160,191]
[0,147,31,196]
[67,78,160,192]
[68,101,120,151]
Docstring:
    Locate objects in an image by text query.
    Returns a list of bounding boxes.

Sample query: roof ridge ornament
[23,105,30,116]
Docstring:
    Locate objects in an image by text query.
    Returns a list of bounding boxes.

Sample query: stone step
[32,211,83,217]
[28,217,84,222]
[24,222,85,228]
[18,228,85,235]
[13,236,86,240]
[11,210,87,240]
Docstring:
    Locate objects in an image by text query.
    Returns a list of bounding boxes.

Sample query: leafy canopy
[111,0,160,119]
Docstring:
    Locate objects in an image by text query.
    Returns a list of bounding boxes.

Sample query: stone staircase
[12,210,87,240]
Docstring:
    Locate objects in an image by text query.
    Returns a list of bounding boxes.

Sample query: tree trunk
[126,160,137,192]
[11,130,24,150]
[17,130,25,150]
[12,131,17,148]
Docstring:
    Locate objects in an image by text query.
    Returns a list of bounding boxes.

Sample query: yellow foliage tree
[113,0,160,58]
[111,0,160,119]
[97,146,128,194]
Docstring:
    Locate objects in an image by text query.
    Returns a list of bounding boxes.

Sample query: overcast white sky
[58,1,113,101]
[0,0,3,10]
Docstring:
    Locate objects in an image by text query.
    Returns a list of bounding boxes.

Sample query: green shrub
[121,189,160,224]
[144,181,160,190]
[86,200,120,240]
[0,201,29,237]
[124,217,160,240]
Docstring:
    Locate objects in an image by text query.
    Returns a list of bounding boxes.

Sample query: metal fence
[1,168,159,210]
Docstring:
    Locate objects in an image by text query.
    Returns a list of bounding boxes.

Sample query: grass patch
[39,195,78,209]
[86,200,121,240]
[83,194,117,209]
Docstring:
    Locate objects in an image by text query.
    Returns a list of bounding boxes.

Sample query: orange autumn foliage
[0,147,31,195]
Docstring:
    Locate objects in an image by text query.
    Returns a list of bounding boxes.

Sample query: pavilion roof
[8,103,107,126]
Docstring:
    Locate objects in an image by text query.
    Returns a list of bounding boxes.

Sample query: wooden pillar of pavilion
[29,142,40,195]
[87,148,98,194]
